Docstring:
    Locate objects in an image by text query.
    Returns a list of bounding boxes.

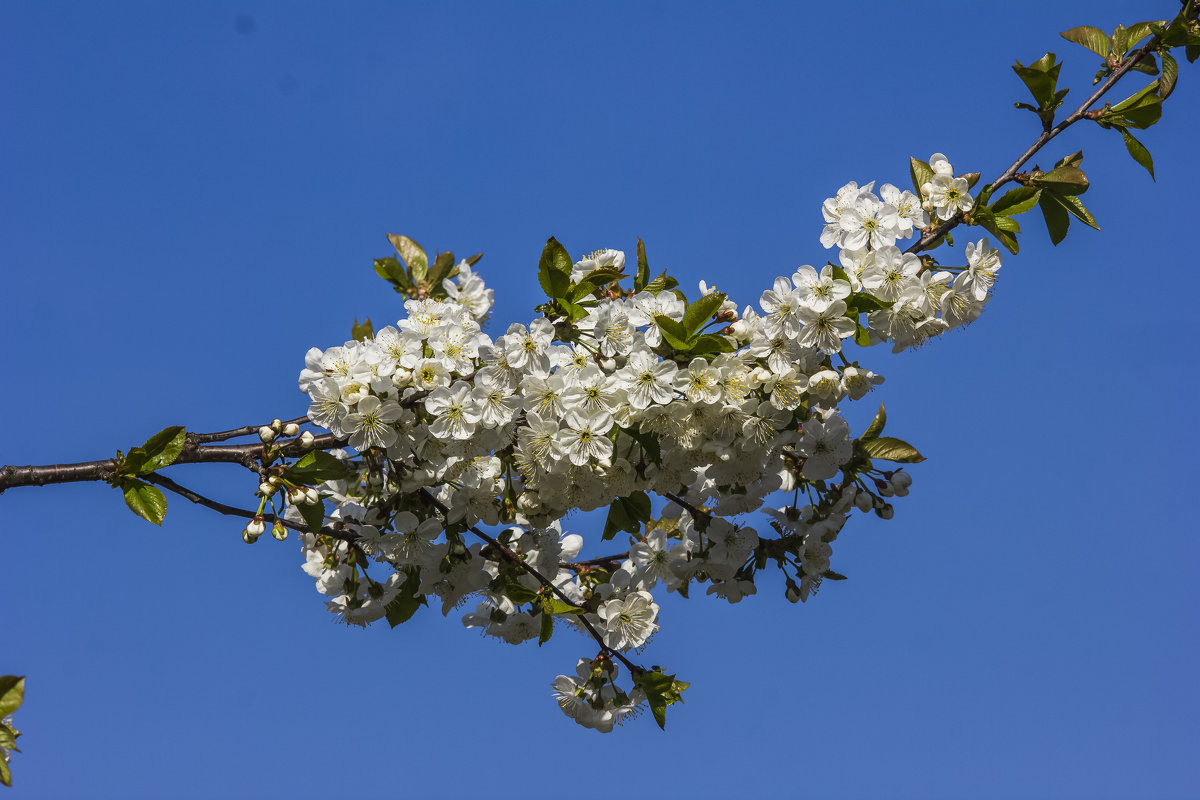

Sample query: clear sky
[2,1,1197,797]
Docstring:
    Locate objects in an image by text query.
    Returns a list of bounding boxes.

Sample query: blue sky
[2,1,1197,797]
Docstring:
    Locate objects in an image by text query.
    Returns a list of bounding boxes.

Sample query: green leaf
[653,315,694,351]
[544,598,585,614]
[297,498,325,534]
[538,609,554,646]
[1158,50,1178,99]
[384,571,426,627]
[1119,127,1155,179]
[863,403,887,439]
[286,450,352,484]
[854,323,872,347]
[1128,52,1159,76]
[1055,150,1084,169]
[1012,53,1061,108]
[1186,43,1200,64]
[0,676,25,717]
[121,478,168,525]
[681,291,727,336]
[1111,24,1130,56]
[373,257,410,291]
[425,250,456,288]
[1038,191,1071,245]
[823,570,849,581]
[1125,20,1163,48]
[498,575,540,604]
[909,157,933,200]
[633,669,690,731]
[387,233,427,281]
[860,436,926,463]
[0,756,9,787]
[961,172,981,191]
[1060,25,1111,57]
[845,292,888,314]
[973,208,1020,255]
[351,317,374,342]
[0,724,18,751]
[120,426,188,476]
[989,186,1042,216]
[635,237,650,292]
[602,491,652,541]
[1054,192,1101,230]
[537,237,573,301]
[689,333,735,356]
[643,269,678,295]
[464,252,483,267]
[1034,164,1089,194]
[1102,82,1163,128]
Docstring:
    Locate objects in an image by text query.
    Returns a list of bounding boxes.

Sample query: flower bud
[258,426,276,443]
[271,418,283,431]
[889,471,912,497]
[304,487,320,505]
[875,503,894,520]
[287,487,305,504]
[299,431,315,448]
[258,481,274,496]
[854,490,873,512]
[242,530,261,543]
[272,520,288,541]
[246,517,266,536]
[282,423,300,437]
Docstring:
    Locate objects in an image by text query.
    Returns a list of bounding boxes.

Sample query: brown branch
[0,429,349,492]
[417,486,643,674]
[905,29,1170,255]
[188,416,310,445]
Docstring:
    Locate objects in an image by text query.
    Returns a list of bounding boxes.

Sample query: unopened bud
[272,520,288,541]
[282,423,300,437]
[246,517,266,536]
[854,491,873,512]
[242,530,261,543]
[258,481,274,496]
[287,487,305,504]
[268,474,283,487]
[258,426,276,443]
[271,418,283,431]
[875,503,894,520]
[304,487,320,505]
[299,431,315,448]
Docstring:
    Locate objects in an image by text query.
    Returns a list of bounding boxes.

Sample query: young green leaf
[1053,192,1101,230]
[653,315,694,351]
[601,491,652,540]
[909,157,933,200]
[351,317,374,342]
[860,436,926,463]
[1034,164,1090,194]
[643,269,679,295]
[387,233,428,280]
[538,610,554,646]
[863,403,887,439]
[122,478,169,525]
[373,257,411,291]
[633,668,690,731]
[297,498,325,535]
[1060,25,1111,57]
[0,676,25,717]
[1119,127,1155,179]
[286,450,352,484]
[425,250,457,288]
[1038,191,1072,245]
[383,571,426,627]
[989,186,1042,216]
[1012,53,1062,108]
[1159,50,1178,99]
[635,237,650,292]
[681,291,727,336]
[537,237,573,301]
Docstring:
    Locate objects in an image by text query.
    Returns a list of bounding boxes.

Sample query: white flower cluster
[290,155,1001,730]
[819,154,997,352]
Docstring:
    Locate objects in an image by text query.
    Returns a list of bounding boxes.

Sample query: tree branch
[906,30,1168,255]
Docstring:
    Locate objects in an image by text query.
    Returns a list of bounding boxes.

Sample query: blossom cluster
[289,153,999,730]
